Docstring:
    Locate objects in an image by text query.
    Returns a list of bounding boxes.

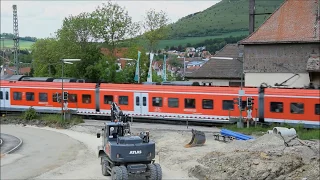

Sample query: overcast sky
[1,0,220,38]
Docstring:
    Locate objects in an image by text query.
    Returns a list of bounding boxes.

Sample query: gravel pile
[188,133,320,180]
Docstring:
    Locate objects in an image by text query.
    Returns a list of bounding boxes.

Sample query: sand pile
[188,133,320,180]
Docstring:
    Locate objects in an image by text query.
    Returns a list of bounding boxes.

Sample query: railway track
[1,111,238,128]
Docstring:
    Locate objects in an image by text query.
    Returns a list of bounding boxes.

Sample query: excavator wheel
[184,129,206,148]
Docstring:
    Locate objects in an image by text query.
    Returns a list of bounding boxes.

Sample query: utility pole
[13,5,20,75]
[249,0,273,35]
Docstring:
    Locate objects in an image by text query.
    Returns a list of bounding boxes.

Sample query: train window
[0,91,2,99]
[136,96,140,106]
[152,97,163,107]
[185,98,195,108]
[168,98,179,108]
[143,97,147,106]
[69,94,77,103]
[39,93,48,102]
[270,102,283,113]
[119,96,128,105]
[82,94,91,104]
[222,100,234,110]
[53,93,61,102]
[6,92,8,100]
[26,92,35,101]
[315,104,320,115]
[13,92,22,100]
[290,103,304,114]
[104,95,113,104]
[202,99,213,109]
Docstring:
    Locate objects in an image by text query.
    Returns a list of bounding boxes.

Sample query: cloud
[1,0,219,38]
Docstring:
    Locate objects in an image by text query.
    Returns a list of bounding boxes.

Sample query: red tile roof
[101,48,128,58]
[241,0,320,44]
[5,66,31,75]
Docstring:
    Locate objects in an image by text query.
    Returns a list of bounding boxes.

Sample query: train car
[0,79,319,128]
[261,88,320,128]
[0,80,96,113]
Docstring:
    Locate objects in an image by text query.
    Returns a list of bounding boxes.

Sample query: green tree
[91,1,140,54]
[143,9,169,53]
[31,38,61,77]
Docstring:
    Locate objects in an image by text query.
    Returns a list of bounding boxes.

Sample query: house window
[185,98,195,108]
[270,102,283,113]
[0,91,2,100]
[222,100,234,110]
[39,93,48,102]
[119,96,128,105]
[68,94,77,103]
[290,103,304,114]
[315,104,320,115]
[152,97,163,107]
[82,94,91,104]
[202,99,213,109]
[26,92,35,101]
[104,95,113,104]
[136,96,140,106]
[168,98,179,108]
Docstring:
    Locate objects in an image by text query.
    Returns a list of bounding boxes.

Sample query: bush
[24,107,38,120]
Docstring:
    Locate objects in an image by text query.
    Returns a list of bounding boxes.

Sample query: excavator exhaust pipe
[184,129,206,148]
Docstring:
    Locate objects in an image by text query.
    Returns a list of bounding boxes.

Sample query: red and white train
[0,76,319,128]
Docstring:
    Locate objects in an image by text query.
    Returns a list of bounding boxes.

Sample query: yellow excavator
[184,129,206,148]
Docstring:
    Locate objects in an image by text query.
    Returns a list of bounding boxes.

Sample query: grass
[39,114,84,127]
[167,0,284,38]
[222,123,320,140]
[157,31,248,48]
[1,39,34,50]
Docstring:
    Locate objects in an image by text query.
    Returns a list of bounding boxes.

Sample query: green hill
[1,39,35,50]
[156,0,284,48]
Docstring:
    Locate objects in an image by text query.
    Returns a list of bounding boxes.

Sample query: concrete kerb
[1,133,23,154]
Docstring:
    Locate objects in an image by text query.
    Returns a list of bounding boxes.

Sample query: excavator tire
[184,129,206,148]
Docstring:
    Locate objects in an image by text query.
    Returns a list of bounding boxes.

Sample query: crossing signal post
[246,97,254,109]
[63,92,68,101]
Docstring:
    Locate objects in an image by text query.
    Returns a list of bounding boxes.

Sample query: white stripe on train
[4,105,319,126]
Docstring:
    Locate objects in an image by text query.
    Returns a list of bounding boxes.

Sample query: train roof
[0,80,318,96]
[21,77,55,82]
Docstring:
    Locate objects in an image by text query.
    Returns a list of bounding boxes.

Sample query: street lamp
[61,58,81,122]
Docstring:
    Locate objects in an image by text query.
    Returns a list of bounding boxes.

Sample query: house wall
[245,73,310,88]
[243,43,320,88]
[244,44,320,73]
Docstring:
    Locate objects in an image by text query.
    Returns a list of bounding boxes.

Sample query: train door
[134,92,148,115]
[0,88,10,111]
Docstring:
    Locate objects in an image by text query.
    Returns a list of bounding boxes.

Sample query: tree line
[0,33,37,42]
[30,1,172,83]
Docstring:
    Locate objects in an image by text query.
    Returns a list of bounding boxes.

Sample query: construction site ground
[71,120,320,180]
[1,120,320,180]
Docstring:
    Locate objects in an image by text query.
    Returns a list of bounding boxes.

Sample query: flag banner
[134,51,141,82]
[147,53,154,82]
[163,54,167,81]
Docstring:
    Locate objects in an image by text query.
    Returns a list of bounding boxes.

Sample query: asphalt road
[0,133,22,154]
[0,124,85,180]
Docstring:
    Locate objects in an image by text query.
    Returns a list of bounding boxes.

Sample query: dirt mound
[188,134,320,180]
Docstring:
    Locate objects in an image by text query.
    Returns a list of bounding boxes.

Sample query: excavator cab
[184,129,206,148]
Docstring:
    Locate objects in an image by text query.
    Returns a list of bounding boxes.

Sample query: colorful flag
[163,54,167,81]
[134,51,141,83]
[147,53,154,82]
